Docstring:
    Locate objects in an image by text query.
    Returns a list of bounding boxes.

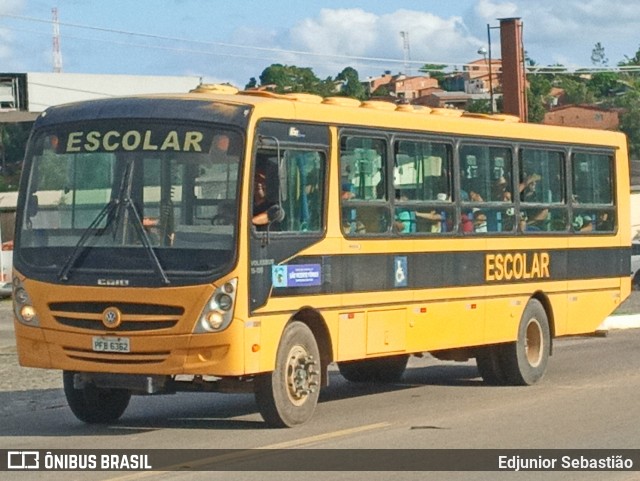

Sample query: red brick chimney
[499,18,528,122]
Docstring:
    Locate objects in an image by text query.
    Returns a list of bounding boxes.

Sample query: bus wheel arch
[477,294,553,386]
[530,291,555,355]
[502,297,552,385]
[254,313,327,428]
[291,307,333,387]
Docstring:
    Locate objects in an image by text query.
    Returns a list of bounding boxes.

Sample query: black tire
[633,271,640,290]
[475,345,508,385]
[63,371,131,424]
[338,354,409,383]
[501,299,551,385]
[255,322,321,428]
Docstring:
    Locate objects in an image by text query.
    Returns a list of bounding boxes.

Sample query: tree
[525,73,553,123]
[245,77,258,90]
[465,99,491,114]
[587,72,620,99]
[335,67,367,100]
[558,77,595,105]
[418,64,447,85]
[257,64,334,96]
[0,122,31,190]
[616,87,640,157]
[591,42,609,67]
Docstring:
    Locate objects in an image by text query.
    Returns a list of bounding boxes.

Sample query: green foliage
[558,77,595,104]
[258,64,334,96]
[335,67,367,100]
[371,84,391,98]
[615,88,640,157]
[591,42,608,67]
[526,74,553,123]
[466,99,491,114]
[418,64,447,84]
[587,72,620,99]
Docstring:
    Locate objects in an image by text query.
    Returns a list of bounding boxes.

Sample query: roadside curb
[598,314,640,331]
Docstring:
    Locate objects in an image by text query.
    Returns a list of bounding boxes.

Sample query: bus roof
[36,84,627,150]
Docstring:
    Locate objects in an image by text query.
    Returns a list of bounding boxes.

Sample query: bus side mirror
[267,204,285,224]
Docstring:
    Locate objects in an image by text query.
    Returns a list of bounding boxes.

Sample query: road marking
[105,422,390,480]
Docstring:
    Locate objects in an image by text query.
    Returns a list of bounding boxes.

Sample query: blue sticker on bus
[272,264,322,288]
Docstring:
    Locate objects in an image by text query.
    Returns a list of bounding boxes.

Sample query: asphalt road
[1,294,640,480]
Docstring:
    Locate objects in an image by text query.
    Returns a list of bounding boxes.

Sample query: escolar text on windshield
[64,129,205,153]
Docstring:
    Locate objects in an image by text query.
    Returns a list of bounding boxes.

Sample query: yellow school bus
[13,85,631,427]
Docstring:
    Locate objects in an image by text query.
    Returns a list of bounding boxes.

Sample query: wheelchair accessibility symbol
[394,256,408,287]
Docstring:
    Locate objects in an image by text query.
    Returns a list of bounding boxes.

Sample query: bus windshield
[17,121,243,284]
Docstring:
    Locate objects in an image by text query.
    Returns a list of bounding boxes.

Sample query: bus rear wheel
[502,299,550,385]
[338,355,409,383]
[255,322,321,428]
[475,345,508,385]
[63,371,131,424]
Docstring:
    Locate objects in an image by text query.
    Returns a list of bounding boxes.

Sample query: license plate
[92,336,130,353]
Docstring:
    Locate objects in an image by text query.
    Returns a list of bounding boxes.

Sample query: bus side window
[340,135,389,235]
[519,147,568,234]
[393,139,453,235]
[275,150,326,233]
[459,144,514,234]
[571,152,615,234]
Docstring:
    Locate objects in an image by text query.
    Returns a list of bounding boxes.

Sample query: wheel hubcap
[285,345,318,406]
[525,318,543,367]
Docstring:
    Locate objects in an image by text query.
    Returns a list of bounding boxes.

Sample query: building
[543,104,621,130]
[0,72,202,123]
[0,71,204,251]
[464,58,502,94]
[392,75,439,101]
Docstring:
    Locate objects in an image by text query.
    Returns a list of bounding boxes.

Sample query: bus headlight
[195,278,237,333]
[13,277,40,326]
[215,293,233,311]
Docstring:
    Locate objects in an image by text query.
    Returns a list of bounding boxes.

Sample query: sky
[1,0,640,88]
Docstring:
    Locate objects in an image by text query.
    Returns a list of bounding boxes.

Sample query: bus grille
[49,302,184,332]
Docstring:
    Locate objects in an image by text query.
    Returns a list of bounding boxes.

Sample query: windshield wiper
[57,196,170,284]
[57,199,118,281]
[120,195,170,285]
[57,159,170,285]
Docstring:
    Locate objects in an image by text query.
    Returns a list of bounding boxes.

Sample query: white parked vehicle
[632,241,640,289]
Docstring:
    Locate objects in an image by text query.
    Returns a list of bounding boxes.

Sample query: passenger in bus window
[461,213,474,233]
[473,210,488,232]
[394,190,415,233]
[596,211,614,231]
[573,214,593,232]
[525,207,550,231]
[252,170,282,229]
[492,176,512,202]
[520,173,541,202]
[416,210,445,233]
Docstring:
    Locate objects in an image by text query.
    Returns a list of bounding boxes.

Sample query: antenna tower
[400,31,411,75]
[52,7,63,73]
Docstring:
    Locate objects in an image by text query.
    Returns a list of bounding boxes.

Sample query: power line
[2,13,640,76]
[0,13,427,67]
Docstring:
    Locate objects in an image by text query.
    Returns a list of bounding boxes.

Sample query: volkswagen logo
[102,307,123,329]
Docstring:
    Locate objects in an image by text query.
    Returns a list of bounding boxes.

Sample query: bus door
[249,121,329,312]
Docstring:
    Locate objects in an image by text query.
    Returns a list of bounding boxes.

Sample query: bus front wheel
[255,322,321,428]
[502,299,551,385]
[63,371,131,424]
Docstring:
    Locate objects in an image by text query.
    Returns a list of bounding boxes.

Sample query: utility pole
[52,7,63,73]
[400,31,411,75]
